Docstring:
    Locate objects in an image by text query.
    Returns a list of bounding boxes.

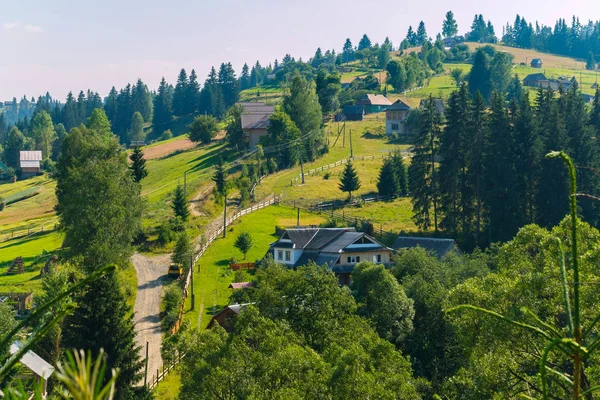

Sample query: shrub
[42,158,56,173]
[157,222,175,246]
[161,129,173,141]
[0,197,4,212]
[323,172,330,180]
[162,284,183,331]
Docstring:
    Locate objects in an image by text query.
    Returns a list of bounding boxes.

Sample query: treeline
[502,14,600,65]
[409,78,600,249]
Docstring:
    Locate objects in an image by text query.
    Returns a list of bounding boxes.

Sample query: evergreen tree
[406,26,417,46]
[239,63,251,90]
[30,110,56,159]
[339,160,361,198]
[586,51,596,71]
[416,21,428,45]
[377,45,391,69]
[76,91,87,125]
[173,68,189,117]
[64,271,143,400]
[172,232,192,266]
[104,87,119,126]
[234,232,253,259]
[115,84,133,143]
[153,77,173,135]
[51,123,67,161]
[212,159,228,199]
[377,157,400,198]
[468,92,489,245]
[218,62,239,109]
[358,34,372,51]
[129,147,148,183]
[132,79,153,122]
[86,108,113,137]
[225,104,245,150]
[171,184,189,222]
[484,91,518,243]
[62,92,79,131]
[442,11,458,38]
[409,96,442,231]
[186,69,201,114]
[468,49,492,100]
[592,88,600,133]
[342,38,355,62]
[128,111,145,144]
[506,74,523,103]
[3,127,25,168]
[315,70,341,115]
[393,152,409,195]
[267,111,301,168]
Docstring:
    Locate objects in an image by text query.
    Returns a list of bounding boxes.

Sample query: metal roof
[19,151,42,161]
[356,94,392,106]
[392,236,456,260]
[245,114,270,130]
[342,105,365,116]
[228,282,255,289]
[20,160,40,168]
[387,99,411,111]
[10,341,55,379]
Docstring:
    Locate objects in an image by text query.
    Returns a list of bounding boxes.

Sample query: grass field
[183,206,325,328]
[153,367,181,400]
[465,42,587,69]
[341,197,418,233]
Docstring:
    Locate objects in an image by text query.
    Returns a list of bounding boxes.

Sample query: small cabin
[530,58,543,68]
[19,151,42,178]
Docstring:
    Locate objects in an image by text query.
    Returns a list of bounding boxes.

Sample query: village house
[267,227,393,285]
[355,94,392,114]
[392,236,458,260]
[341,104,365,121]
[386,99,411,136]
[239,102,275,149]
[531,58,543,68]
[19,151,42,178]
[207,303,252,332]
[523,73,548,87]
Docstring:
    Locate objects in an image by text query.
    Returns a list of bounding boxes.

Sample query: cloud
[3,21,42,33]
[3,21,20,31]
[24,24,42,33]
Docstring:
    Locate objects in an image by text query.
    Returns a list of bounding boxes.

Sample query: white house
[385,99,411,136]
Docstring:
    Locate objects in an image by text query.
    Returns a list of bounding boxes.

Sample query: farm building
[266,227,392,285]
[239,102,275,149]
[341,105,365,121]
[419,98,444,115]
[19,151,42,178]
[393,236,458,260]
[523,73,547,87]
[207,303,253,332]
[355,94,392,113]
[386,99,411,136]
[531,58,543,68]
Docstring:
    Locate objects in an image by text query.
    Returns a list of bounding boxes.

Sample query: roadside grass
[152,367,181,400]
[183,206,325,328]
[0,231,63,294]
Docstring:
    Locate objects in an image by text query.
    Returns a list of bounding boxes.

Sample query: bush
[0,197,4,212]
[161,129,173,141]
[323,172,330,180]
[162,284,183,331]
[42,158,56,173]
[157,222,175,246]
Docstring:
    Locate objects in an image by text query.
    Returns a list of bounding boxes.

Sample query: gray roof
[387,99,411,111]
[356,94,392,106]
[531,58,542,64]
[321,231,364,253]
[523,73,547,82]
[20,151,42,161]
[419,98,444,114]
[245,114,270,130]
[393,236,457,260]
[10,341,54,379]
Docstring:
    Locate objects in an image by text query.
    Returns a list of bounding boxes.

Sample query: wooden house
[355,94,392,114]
[385,99,411,136]
[239,102,275,149]
[531,58,543,68]
[523,73,547,87]
[207,303,252,332]
[19,151,42,178]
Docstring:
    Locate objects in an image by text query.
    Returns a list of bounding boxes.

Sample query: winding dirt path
[132,253,171,384]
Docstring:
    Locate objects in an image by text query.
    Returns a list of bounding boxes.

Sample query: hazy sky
[1,0,597,100]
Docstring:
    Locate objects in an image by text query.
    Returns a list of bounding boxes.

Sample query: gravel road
[132,253,171,384]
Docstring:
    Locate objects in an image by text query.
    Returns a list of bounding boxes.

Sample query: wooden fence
[230,262,256,271]
[169,195,281,336]
[1,223,57,243]
[147,353,185,391]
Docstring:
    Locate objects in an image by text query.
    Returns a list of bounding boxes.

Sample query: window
[285,251,291,261]
[347,256,360,264]
[374,254,382,263]
[391,123,399,130]
[277,250,283,260]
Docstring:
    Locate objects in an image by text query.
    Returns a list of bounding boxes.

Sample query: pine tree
[468,49,492,100]
[393,152,409,195]
[342,39,354,62]
[187,69,201,114]
[416,21,428,45]
[406,26,417,46]
[153,77,173,135]
[484,91,518,243]
[173,69,189,117]
[115,84,133,143]
[129,147,148,183]
[171,184,189,222]
[104,87,119,126]
[64,272,144,400]
[234,232,253,259]
[172,232,192,266]
[442,11,458,38]
[358,34,372,51]
[339,160,361,198]
[239,63,250,90]
[468,91,488,246]
[409,96,441,231]
[62,92,79,130]
[586,51,596,71]
[377,157,400,198]
[218,62,239,109]
[212,159,228,199]
[132,79,152,122]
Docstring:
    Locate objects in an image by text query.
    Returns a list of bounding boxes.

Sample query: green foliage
[442,11,458,38]
[351,262,415,346]
[3,127,25,169]
[224,104,244,149]
[338,160,361,197]
[234,231,253,259]
[188,115,218,144]
[315,70,341,115]
[54,349,118,400]
[129,147,148,183]
[211,158,228,199]
[450,68,464,86]
[266,111,300,168]
[171,184,189,222]
[86,108,113,138]
[467,47,513,100]
[128,111,145,144]
[162,284,183,332]
[377,152,408,198]
[171,232,192,266]
[30,110,56,159]
[160,129,173,141]
[55,126,143,270]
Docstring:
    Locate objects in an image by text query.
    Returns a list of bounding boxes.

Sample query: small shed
[10,341,55,397]
[228,282,255,289]
[342,105,365,121]
[531,58,543,68]
[392,236,458,260]
[207,303,253,332]
[355,94,392,113]
[19,151,42,178]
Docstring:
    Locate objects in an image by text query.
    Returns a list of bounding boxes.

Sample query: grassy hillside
[464,42,586,69]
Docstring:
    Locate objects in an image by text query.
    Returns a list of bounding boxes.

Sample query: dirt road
[132,253,171,384]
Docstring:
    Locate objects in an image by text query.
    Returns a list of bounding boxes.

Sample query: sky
[1,0,597,101]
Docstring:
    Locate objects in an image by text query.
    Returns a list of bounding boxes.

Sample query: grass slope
[465,42,586,69]
[183,206,325,328]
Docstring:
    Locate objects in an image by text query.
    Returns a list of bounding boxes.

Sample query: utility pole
[349,129,353,158]
[297,208,301,227]
[190,255,195,310]
[144,341,149,387]
[223,197,227,238]
[299,142,305,184]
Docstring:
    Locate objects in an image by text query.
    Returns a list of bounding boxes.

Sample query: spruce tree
[187,69,201,114]
[377,157,400,198]
[468,49,492,100]
[172,184,189,222]
[339,160,361,198]
[393,152,409,195]
[468,91,489,246]
[358,34,372,51]
[64,272,144,400]
[128,111,145,144]
[442,11,458,38]
[409,96,442,231]
[129,147,148,183]
[212,159,228,200]
[416,21,428,45]
[153,77,173,135]
[173,68,189,117]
